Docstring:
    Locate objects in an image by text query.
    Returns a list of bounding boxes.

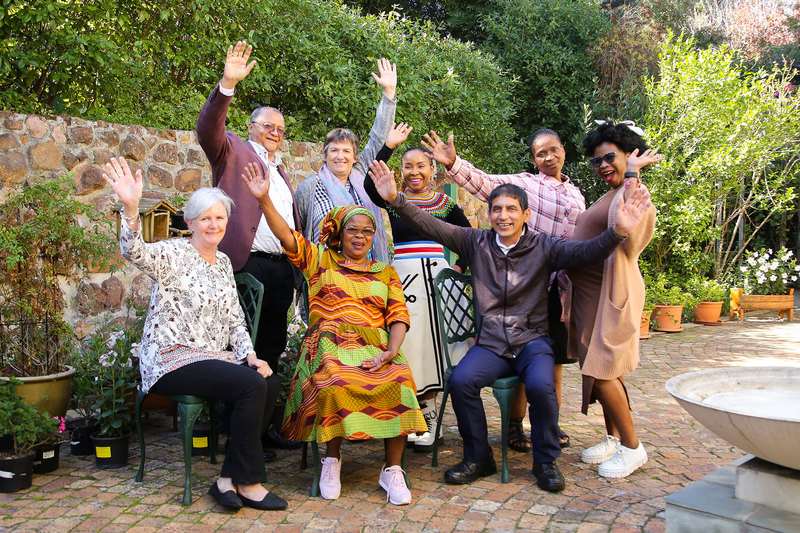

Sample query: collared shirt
[447,156,586,239]
[496,227,526,256]
[247,141,295,254]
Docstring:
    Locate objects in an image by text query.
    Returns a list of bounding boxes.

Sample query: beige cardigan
[574,183,656,383]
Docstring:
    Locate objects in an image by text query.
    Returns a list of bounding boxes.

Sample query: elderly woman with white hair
[103,157,287,512]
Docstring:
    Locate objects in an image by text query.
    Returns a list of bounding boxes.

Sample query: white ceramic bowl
[665,366,800,471]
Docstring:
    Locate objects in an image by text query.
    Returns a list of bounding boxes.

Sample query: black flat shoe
[238,491,288,511]
[532,461,565,492]
[444,457,497,485]
[508,417,531,453]
[208,483,243,510]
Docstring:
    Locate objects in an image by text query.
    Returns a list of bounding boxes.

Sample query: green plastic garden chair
[134,273,264,505]
[431,269,519,483]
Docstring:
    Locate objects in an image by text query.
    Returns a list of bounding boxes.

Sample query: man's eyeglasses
[589,151,616,168]
[343,226,376,238]
[251,121,286,136]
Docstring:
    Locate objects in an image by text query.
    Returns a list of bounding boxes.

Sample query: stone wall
[0,110,488,336]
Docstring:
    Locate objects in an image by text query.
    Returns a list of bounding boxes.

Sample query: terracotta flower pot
[693,301,723,325]
[651,305,684,332]
[640,309,652,339]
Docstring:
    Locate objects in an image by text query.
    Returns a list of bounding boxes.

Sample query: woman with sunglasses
[567,122,659,479]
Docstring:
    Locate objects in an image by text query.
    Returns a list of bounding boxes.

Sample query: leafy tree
[478,0,611,163]
[642,34,800,280]
[0,0,517,171]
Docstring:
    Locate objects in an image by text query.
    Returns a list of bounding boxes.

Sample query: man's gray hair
[250,106,283,123]
[184,187,235,221]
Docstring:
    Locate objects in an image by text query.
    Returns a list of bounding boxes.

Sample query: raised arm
[103,157,174,279]
[354,59,398,175]
[364,122,412,208]
[241,162,298,253]
[219,40,256,91]
[548,187,654,271]
[196,41,257,170]
[368,160,475,258]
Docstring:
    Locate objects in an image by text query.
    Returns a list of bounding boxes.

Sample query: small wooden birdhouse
[113,199,178,242]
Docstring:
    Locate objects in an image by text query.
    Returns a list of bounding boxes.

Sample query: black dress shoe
[208,483,243,510]
[444,457,497,485]
[263,449,277,461]
[263,427,302,450]
[238,491,288,510]
[532,461,565,492]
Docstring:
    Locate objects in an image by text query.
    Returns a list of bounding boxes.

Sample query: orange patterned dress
[281,231,427,443]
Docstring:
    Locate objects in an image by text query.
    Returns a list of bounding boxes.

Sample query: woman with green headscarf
[242,163,426,506]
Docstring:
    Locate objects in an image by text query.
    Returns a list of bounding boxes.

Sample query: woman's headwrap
[318,205,377,252]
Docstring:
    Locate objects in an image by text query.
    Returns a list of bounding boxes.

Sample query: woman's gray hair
[183,187,235,221]
[323,128,359,159]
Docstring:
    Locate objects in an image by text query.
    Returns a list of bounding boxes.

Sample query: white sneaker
[406,433,420,444]
[598,441,648,478]
[319,456,341,500]
[581,435,620,464]
[378,465,412,505]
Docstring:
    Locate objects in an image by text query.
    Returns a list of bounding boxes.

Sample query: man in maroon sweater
[196,41,302,453]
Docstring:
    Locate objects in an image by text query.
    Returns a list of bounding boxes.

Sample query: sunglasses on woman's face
[589,151,616,168]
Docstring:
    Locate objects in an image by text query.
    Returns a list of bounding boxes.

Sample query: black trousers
[151,360,279,485]
[238,253,296,371]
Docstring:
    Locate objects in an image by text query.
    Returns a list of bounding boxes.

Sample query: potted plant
[80,318,142,468]
[67,345,101,456]
[0,378,61,492]
[734,247,798,321]
[0,177,115,416]
[685,276,729,325]
[32,416,66,474]
[646,275,699,332]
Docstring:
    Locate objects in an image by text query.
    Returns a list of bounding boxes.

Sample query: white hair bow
[594,119,645,137]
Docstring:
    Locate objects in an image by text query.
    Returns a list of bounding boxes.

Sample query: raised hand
[221,41,256,90]
[421,131,457,169]
[386,122,412,149]
[370,58,397,100]
[103,157,142,210]
[241,162,270,202]
[368,160,399,203]
[613,186,653,236]
[626,148,662,174]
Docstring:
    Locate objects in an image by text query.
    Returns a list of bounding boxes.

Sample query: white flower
[792,276,798,282]
[770,261,779,270]
[747,257,757,266]
[740,266,748,273]
[795,265,800,272]
[770,275,778,282]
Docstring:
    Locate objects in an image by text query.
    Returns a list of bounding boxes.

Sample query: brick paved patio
[2,306,799,532]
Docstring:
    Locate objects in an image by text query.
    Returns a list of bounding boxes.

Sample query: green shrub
[0,0,517,171]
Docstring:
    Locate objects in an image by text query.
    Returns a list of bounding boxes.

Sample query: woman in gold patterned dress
[242,163,426,506]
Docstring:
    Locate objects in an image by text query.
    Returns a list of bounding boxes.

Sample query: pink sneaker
[379,465,412,505]
[319,456,341,500]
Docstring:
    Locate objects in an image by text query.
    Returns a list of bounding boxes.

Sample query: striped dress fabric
[281,231,427,443]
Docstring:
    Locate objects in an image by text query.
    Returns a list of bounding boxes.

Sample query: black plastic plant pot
[90,432,130,469]
[0,454,34,493]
